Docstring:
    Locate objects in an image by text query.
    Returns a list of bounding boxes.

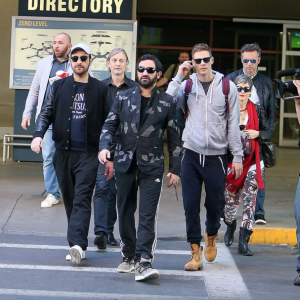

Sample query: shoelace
[136,261,152,274]
[123,257,133,264]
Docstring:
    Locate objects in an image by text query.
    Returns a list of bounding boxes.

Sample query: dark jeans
[93,162,117,235]
[53,150,98,251]
[255,168,266,216]
[181,148,227,245]
[115,160,163,260]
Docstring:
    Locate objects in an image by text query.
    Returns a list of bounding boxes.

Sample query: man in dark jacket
[93,48,138,250]
[99,54,181,282]
[31,43,110,265]
[226,43,274,225]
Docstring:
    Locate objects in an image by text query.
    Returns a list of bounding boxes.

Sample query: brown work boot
[204,230,218,262]
[184,244,203,271]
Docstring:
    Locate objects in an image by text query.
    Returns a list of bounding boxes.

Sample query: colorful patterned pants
[225,169,261,230]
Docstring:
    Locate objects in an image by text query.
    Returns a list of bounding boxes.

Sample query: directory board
[10,16,137,89]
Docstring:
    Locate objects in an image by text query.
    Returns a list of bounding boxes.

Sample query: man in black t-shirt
[31,43,110,265]
[99,54,181,282]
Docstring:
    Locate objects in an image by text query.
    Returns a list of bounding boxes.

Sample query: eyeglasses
[243,59,256,64]
[193,57,211,64]
[137,66,156,74]
[70,56,89,62]
[237,86,251,93]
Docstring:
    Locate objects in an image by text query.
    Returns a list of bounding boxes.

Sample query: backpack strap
[222,77,230,116]
[184,78,193,118]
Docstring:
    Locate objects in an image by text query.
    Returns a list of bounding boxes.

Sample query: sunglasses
[70,56,89,62]
[237,86,251,93]
[243,59,256,64]
[239,125,246,131]
[193,57,211,64]
[137,66,157,74]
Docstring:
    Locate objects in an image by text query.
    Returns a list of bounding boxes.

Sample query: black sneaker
[135,257,159,281]
[255,214,266,225]
[94,232,107,249]
[107,232,118,246]
[294,274,300,286]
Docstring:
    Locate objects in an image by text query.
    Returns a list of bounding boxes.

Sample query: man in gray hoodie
[166,43,243,271]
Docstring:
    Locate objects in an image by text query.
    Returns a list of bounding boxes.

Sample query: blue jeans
[255,168,266,216]
[295,178,300,273]
[42,128,60,200]
[93,162,117,235]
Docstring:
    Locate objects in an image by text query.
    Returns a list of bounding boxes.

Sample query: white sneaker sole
[135,270,160,281]
[117,265,134,273]
[66,252,85,261]
[41,199,59,208]
[255,220,266,225]
[69,248,81,265]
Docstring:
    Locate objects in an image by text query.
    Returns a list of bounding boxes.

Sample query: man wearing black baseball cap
[31,43,110,265]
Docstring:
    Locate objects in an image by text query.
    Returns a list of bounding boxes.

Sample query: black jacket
[101,76,139,160]
[33,75,110,152]
[99,86,182,176]
[226,69,274,140]
[102,76,139,105]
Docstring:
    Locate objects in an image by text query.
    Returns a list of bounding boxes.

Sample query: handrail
[2,134,32,162]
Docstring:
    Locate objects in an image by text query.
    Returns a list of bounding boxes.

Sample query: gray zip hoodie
[166,71,243,162]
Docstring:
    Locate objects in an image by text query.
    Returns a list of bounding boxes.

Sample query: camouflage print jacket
[99,86,182,176]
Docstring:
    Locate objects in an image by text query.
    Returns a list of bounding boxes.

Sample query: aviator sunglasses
[137,66,157,74]
[71,56,89,62]
[193,57,211,64]
[243,59,256,64]
[237,86,251,93]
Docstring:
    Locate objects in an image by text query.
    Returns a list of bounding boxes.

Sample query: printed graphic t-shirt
[69,81,88,151]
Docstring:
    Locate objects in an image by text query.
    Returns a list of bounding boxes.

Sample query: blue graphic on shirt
[69,81,87,151]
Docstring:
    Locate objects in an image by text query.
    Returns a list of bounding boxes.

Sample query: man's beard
[55,45,69,58]
[138,75,157,89]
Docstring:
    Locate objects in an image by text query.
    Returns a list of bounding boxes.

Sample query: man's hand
[21,118,31,131]
[177,61,193,77]
[31,137,43,154]
[166,172,179,188]
[98,149,110,164]
[293,80,300,95]
[231,162,243,179]
[104,161,114,181]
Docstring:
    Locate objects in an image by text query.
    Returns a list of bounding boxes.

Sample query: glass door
[279,24,300,146]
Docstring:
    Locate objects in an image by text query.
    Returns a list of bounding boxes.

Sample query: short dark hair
[192,43,212,58]
[137,54,163,73]
[179,51,190,57]
[234,74,253,90]
[241,43,261,57]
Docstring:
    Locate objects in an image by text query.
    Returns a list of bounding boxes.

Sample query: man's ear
[68,43,72,53]
[211,56,214,65]
[89,57,93,66]
[257,57,261,65]
[157,71,162,80]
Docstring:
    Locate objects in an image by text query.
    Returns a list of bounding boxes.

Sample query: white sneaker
[41,194,59,208]
[66,250,85,261]
[69,245,84,265]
